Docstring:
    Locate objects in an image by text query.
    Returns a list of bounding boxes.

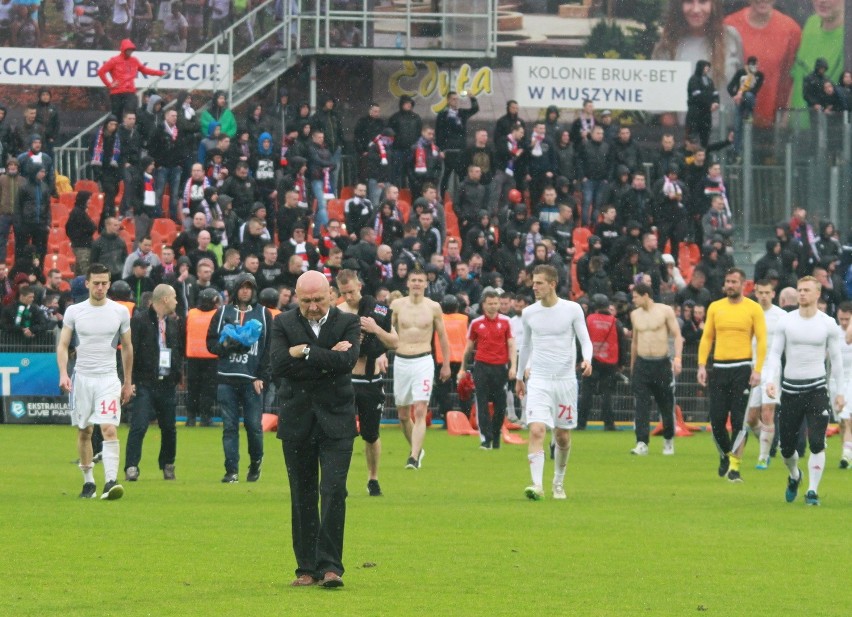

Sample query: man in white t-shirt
[837,302,852,468]
[516,265,592,500]
[57,263,134,500]
[745,280,787,469]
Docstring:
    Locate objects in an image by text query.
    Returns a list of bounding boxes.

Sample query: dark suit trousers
[282,426,354,578]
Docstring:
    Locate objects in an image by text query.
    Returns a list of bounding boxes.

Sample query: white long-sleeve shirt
[518,298,592,378]
[762,309,843,399]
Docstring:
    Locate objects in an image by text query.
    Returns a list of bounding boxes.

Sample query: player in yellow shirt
[698,268,767,482]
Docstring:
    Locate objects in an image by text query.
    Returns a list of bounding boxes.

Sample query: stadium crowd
[1,44,852,492]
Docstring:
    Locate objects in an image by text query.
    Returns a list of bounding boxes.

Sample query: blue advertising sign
[0,353,61,397]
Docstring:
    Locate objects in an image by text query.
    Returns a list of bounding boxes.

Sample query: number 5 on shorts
[422,379,431,393]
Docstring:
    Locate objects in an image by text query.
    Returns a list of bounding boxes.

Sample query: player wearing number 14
[57,264,134,501]
[516,265,593,500]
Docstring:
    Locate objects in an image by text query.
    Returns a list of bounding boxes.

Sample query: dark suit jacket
[270,306,361,442]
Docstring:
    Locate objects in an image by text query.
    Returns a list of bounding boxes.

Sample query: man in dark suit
[270,270,361,588]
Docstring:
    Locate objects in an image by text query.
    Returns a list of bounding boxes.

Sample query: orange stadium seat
[339,186,354,200]
[44,252,75,279]
[59,191,78,209]
[327,199,345,223]
[397,200,411,224]
[151,219,179,244]
[74,179,100,194]
[572,227,592,255]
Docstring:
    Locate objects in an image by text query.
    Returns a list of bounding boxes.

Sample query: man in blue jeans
[206,272,273,483]
[150,109,184,224]
[125,284,182,481]
[307,129,335,240]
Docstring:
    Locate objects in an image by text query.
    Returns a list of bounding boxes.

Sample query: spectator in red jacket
[97,39,166,121]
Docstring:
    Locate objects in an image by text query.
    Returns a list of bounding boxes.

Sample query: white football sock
[808,451,825,494]
[553,445,571,484]
[783,452,800,479]
[102,440,120,483]
[79,463,94,484]
[758,422,773,460]
[528,450,544,487]
[843,441,852,459]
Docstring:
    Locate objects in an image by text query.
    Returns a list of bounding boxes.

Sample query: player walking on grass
[516,265,592,500]
[390,265,451,470]
[57,264,134,500]
[764,277,844,506]
[698,268,766,483]
[336,270,399,496]
[836,303,852,469]
[745,281,786,470]
[629,283,683,456]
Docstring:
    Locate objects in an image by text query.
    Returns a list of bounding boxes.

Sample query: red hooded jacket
[97,39,165,95]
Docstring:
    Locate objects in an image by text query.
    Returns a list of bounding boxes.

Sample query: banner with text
[3,397,72,425]
[513,57,691,112]
[0,48,231,90]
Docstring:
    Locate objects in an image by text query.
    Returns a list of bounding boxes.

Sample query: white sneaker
[524,485,544,500]
[552,483,566,499]
[630,442,649,456]
[662,439,675,456]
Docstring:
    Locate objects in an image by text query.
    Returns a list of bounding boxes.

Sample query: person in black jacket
[387,95,422,189]
[117,110,143,219]
[14,162,50,261]
[435,91,479,194]
[578,125,611,227]
[686,60,720,147]
[124,284,183,481]
[90,115,123,230]
[206,272,272,483]
[727,56,764,156]
[803,58,829,111]
[270,270,361,588]
[151,109,184,224]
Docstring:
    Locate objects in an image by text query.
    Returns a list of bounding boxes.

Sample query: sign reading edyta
[513,57,691,112]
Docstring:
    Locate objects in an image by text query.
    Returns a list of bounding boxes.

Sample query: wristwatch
[303,346,311,360]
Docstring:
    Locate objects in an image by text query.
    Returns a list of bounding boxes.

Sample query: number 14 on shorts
[98,398,119,421]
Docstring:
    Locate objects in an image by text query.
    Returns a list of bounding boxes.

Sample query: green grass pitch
[1,424,850,616]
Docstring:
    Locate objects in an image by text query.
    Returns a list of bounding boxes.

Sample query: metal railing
[54,0,281,180]
[54,0,497,181]
[1,329,708,425]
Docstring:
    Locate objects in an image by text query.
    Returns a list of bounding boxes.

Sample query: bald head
[296,270,331,320]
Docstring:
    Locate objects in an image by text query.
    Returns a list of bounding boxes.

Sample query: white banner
[513,57,691,112]
[0,48,231,90]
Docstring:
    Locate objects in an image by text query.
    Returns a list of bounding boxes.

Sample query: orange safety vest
[185,308,217,359]
[587,313,619,365]
[268,307,281,318]
[434,313,468,364]
[116,300,135,317]
[115,300,135,349]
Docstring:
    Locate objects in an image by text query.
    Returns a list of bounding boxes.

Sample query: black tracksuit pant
[632,357,675,443]
[708,362,752,455]
[473,361,509,448]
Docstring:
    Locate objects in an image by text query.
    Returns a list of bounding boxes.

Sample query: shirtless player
[390,265,451,469]
[629,283,683,455]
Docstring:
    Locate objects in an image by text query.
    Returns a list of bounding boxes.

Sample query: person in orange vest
[185,287,221,427]
[578,294,627,432]
[432,293,470,424]
[109,280,136,318]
